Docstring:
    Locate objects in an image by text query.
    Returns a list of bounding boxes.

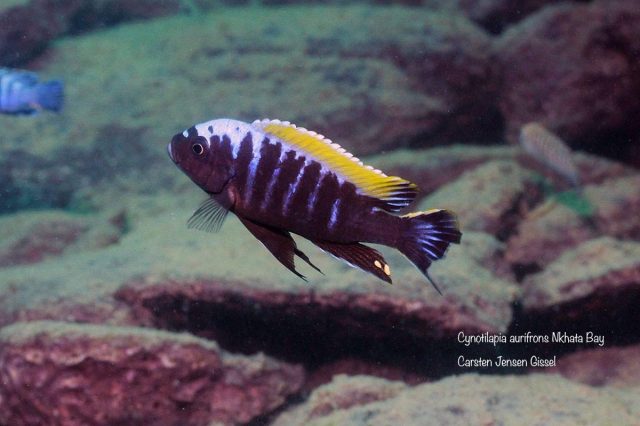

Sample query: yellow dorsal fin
[252,119,418,212]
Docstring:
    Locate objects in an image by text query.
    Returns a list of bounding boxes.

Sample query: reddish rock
[496,1,640,161]
[550,345,640,388]
[428,0,579,34]
[0,217,86,267]
[0,0,182,66]
[0,321,304,426]
[0,1,61,67]
[0,195,517,392]
[0,210,127,268]
[305,358,427,391]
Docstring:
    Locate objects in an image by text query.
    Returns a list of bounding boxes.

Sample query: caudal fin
[397,209,461,294]
[36,80,64,112]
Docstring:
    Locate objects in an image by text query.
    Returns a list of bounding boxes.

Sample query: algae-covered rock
[518,237,640,344]
[0,320,304,426]
[522,237,640,310]
[272,374,408,426]
[418,160,535,235]
[552,344,640,388]
[506,175,640,271]
[273,373,640,425]
[0,188,517,378]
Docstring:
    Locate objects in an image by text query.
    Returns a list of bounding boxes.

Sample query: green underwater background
[1,1,640,425]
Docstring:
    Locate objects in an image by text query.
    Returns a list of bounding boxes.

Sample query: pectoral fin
[311,240,392,284]
[187,197,229,233]
[238,217,322,280]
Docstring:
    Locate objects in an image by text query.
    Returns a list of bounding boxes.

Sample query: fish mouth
[167,143,176,163]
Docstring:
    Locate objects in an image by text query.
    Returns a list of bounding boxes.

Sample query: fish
[0,68,64,115]
[519,122,580,188]
[168,118,461,292]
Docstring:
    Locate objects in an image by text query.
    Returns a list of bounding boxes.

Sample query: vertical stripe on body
[283,161,322,218]
[249,139,282,209]
[243,136,269,206]
[308,172,341,233]
[267,150,305,214]
[234,132,255,197]
[263,150,305,212]
[325,180,359,236]
[328,198,341,231]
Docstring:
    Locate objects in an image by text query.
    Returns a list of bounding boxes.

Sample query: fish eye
[192,143,205,156]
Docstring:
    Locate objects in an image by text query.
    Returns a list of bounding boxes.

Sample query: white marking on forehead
[207,119,252,136]
[191,119,257,159]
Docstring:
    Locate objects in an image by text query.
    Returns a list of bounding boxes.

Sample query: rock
[368,143,631,203]
[0,185,517,375]
[0,124,163,214]
[272,373,640,425]
[368,145,516,199]
[551,344,640,388]
[0,0,184,66]
[496,1,640,162]
[273,375,408,426]
[2,6,497,212]
[417,160,538,238]
[0,209,126,267]
[0,320,304,426]
[505,175,640,274]
[590,176,640,239]
[522,236,640,307]
[427,0,575,34]
[521,237,640,337]
[304,358,426,391]
[115,228,516,370]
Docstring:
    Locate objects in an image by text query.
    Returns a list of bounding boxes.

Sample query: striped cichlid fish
[0,68,63,115]
[519,122,581,188]
[168,118,461,292]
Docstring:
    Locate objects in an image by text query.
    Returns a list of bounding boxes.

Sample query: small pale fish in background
[519,122,595,219]
[168,118,462,292]
[519,122,581,189]
[0,68,64,115]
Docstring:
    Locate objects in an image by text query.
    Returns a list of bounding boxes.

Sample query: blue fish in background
[0,68,64,115]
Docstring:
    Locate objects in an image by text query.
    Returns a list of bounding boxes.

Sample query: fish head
[168,126,217,190]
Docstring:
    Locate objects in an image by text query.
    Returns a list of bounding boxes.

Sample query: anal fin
[238,217,322,281]
[311,240,392,284]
